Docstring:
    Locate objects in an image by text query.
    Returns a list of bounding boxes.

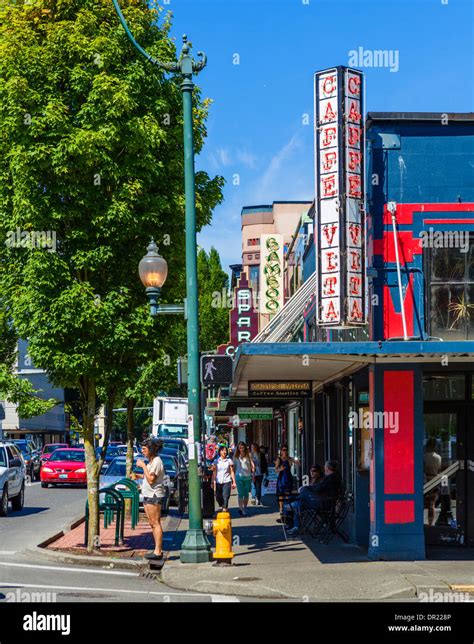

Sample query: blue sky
[165,0,474,270]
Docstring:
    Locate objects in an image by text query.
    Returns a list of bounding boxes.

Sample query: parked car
[41,443,68,463]
[160,453,187,511]
[160,438,188,464]
[0,441,26,515]
[115,444,140,457]
[40,448,86,487]
[12,439,41,481]
[95,445,124,470]
[100,456,170,515]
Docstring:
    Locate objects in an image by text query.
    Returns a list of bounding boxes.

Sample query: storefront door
[423,405,474,546]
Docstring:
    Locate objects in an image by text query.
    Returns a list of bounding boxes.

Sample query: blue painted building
[229,113,474,560]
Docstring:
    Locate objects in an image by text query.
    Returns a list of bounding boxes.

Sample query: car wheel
[41,482,48,489]
[0,486,8,517]
[11,483,24,511]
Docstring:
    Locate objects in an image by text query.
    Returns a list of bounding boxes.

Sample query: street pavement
[0,482,256,603]
[2,484,473,604]
[0,481,86,554]
[163,494,474,601]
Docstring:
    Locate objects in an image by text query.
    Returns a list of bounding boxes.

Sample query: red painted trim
[383,276,415,339]
[383,202,474,225]
[383,371,414,495]
[385,500,415,524]
[423,218,474,224]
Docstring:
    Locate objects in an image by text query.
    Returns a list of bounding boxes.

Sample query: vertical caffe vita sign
[259,234,284,314]
[314,66,366,327]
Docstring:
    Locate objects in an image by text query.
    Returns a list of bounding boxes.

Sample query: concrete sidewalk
[162,493,474,601]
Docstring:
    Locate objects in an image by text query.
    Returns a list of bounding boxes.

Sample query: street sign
[200,354,233,386]
[237,407,274,421]
[177,356,188,385]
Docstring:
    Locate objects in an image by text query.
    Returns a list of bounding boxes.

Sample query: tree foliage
[197,246,229,353]
[0,0,224,548]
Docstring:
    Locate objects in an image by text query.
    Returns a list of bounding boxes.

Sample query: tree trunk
[83,377,100,552]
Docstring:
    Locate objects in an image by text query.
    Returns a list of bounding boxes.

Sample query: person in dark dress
[275,445,294,514]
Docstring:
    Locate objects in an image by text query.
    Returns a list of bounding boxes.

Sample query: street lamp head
[138,240,168,290]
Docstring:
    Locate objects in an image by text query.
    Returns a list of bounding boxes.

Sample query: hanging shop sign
[249,381,312,398]
[237,407,274,421]
[259,234,284,315]
[314,66,366,327]
[217,273,258,357]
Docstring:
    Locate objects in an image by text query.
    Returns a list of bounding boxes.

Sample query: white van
[152,397,188,441]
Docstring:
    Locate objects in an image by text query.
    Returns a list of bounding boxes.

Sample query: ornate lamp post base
[180,529,212,564]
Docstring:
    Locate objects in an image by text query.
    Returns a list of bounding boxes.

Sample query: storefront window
[423,375,466,401]
[428,237,474,340]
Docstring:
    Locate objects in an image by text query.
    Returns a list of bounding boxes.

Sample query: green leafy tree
[197,247,229,352]
[0,0,223,549]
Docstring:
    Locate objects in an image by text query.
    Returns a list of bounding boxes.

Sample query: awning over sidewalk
[231,341,474,396]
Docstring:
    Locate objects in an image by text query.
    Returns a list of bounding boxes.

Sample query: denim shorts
[143,496,164,506]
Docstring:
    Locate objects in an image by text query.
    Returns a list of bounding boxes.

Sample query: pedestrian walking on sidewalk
[212,445,236,511]
[135,438,166,561]
[250,443,266,506]
[275,445,294,514]
[233,442,255,516]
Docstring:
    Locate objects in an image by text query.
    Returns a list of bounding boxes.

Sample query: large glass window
[428,236,474,340]
[423,374,466,401]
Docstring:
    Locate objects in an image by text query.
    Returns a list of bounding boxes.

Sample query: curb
[160,568,291,599]
[25,510,184,572]
[24,545,147,570]
[160,566,421,600]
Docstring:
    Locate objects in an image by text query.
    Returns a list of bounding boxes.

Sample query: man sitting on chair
[286,460,341,536]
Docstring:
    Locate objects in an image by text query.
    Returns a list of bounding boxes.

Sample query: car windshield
[96,446,121,457]
[161,455,177,474]
[157,424,188,438]
[14,443,29,454]
[163,441,184,451]
[104,460,142,477]
[43,444,66,454]
[0,449,7,467]
[50,450,85,463]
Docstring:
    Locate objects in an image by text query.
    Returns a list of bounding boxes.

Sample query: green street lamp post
[114,0,211,563]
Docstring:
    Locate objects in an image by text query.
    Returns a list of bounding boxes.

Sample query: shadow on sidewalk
[166,494,370,565]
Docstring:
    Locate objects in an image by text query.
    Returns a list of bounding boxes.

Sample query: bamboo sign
[259,234,284,314]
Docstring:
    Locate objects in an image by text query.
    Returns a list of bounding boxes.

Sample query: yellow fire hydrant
[212,510,234,565]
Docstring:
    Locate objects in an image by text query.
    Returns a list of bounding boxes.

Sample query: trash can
[201,470,215,518]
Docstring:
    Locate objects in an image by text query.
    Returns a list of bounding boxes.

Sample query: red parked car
[40,449,86,487]
[41,443,68,463]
